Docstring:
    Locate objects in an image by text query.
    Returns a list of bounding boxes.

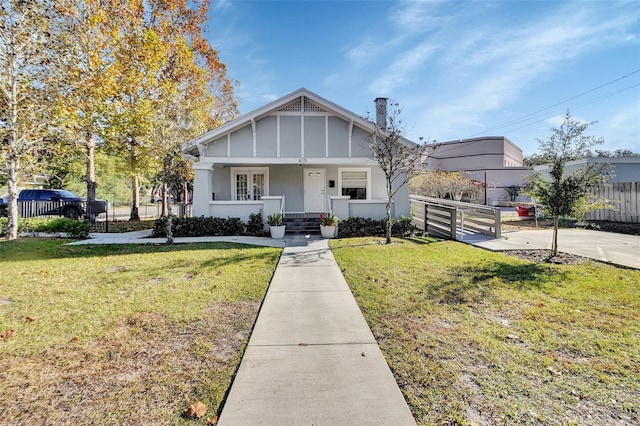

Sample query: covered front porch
[195,194,394,223]
[191,162,402,222]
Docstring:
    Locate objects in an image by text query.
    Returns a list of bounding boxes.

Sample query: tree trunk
[385,179,392,244]
[552,215,559,257]
[161,181,168,217]
[130,173,140,221]
[183,181,188,217]
[6,156,19,240]
[5,66,19,240]
[85,133,97,223]
[86,133,96,201]
[166,203,173,244]
[129,145,140,221]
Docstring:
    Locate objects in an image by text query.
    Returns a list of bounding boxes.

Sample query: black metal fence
[11,200,192,233]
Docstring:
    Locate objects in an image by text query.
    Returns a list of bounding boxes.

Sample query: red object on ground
[516,206,535,217]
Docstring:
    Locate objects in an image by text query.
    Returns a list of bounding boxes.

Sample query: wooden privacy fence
[586,182,639,223]
[410,195,501,240]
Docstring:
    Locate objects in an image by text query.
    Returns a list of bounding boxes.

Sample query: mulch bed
[501,249,589,265]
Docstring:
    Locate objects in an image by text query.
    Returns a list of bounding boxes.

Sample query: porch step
[283,215,321,234]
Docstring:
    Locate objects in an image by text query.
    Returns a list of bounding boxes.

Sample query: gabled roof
[182,88,381,156]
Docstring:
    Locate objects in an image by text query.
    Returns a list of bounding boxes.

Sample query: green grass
[330,237,640,425]
[0,239,281,425]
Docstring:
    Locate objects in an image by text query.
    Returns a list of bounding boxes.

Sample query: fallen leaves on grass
[546,366,562,376]
[1,302,261,424]
[186,401,207,419]
[206,415,219,425]
[1,329,16,339]
[25,316,36,322]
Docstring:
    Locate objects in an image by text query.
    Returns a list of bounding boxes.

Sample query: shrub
[391,216,415,237]
[0,217,91,239]
[337,216,414,238]
[246,213,266,236]
[153,216,246,237]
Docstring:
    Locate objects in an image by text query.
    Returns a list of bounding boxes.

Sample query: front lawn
[330,237,639,425]
[0,239,281,425]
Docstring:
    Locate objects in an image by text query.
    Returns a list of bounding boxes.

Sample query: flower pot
[516,206,535,217]
[269,225,286,239]
[320,224,336,239]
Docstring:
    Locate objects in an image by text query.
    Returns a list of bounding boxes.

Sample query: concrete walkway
[68,231,415,424]
[217,235,416,426]
[466,228,640,269]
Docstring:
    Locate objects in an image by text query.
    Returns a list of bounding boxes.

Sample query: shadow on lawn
[426,261,562,304]
[0,239,281,263]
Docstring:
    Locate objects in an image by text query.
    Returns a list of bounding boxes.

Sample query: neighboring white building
[533,156,640,183]
[423,137,532,205]
[181,88,415,222]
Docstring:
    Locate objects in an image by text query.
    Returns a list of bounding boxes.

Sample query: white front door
[304,168,326,212]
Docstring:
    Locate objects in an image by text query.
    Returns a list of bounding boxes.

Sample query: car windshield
[55,190,80,198]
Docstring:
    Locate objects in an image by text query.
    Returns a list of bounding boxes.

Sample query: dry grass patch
[0,239,281,425]
[330,237,640,425]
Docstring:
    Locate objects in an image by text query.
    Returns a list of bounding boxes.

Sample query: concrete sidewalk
[467,228,640,269]
[217,235,416,426]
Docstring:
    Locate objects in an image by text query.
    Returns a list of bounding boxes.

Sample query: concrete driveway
[469,228,640,269]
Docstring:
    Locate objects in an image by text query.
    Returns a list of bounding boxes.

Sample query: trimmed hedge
[152,213,268,238]
[151,214,416,239]
[337,216,415,238]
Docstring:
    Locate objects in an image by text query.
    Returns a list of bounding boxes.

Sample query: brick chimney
[374,97,388,128]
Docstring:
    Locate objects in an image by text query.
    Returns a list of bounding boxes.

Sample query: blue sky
[206,0,640,156]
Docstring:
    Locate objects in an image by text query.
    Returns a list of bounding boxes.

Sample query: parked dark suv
[1,190,108,219]
[18,189,86,219]
[0,195,7,217]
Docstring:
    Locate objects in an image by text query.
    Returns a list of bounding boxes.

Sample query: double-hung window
[231,167,269,201]
[338,168,370,200]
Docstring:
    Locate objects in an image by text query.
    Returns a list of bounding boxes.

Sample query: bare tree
[367,99,432,244]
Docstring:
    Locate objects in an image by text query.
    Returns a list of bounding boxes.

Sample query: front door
[304,168,326,212]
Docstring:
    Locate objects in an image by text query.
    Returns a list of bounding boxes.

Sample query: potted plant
[319,213,338,238]
[267,213,286,239]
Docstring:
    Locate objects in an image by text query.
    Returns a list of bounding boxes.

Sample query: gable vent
[278,97,327,113]
[303,99,326,112]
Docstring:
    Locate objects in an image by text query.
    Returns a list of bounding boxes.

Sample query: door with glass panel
[233,169,267,201]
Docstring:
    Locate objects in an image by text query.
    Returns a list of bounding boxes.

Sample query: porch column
[193,163,214,217]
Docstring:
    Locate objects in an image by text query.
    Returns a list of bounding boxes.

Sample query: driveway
[469,228,640,269]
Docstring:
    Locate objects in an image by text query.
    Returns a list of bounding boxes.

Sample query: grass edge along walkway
[0,239,282,425]
[330,236,640,426]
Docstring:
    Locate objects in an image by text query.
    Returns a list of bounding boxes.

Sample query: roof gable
[182,88,376,155]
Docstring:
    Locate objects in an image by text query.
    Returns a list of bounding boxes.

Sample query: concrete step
[283,217,320,234]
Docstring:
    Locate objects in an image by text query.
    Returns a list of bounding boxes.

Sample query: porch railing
[410,195,501,240]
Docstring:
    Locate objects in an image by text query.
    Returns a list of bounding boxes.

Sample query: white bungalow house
[181,88,414,225]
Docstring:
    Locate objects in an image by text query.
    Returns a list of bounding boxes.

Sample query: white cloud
[389,0,450,33]
[213,0,232,11]
[417,1,640,138]
[368,41,438,94]
[344,37,378,67]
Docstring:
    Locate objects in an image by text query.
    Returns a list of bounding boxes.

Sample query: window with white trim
[338,168,370,200]
[231,167,269,201]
